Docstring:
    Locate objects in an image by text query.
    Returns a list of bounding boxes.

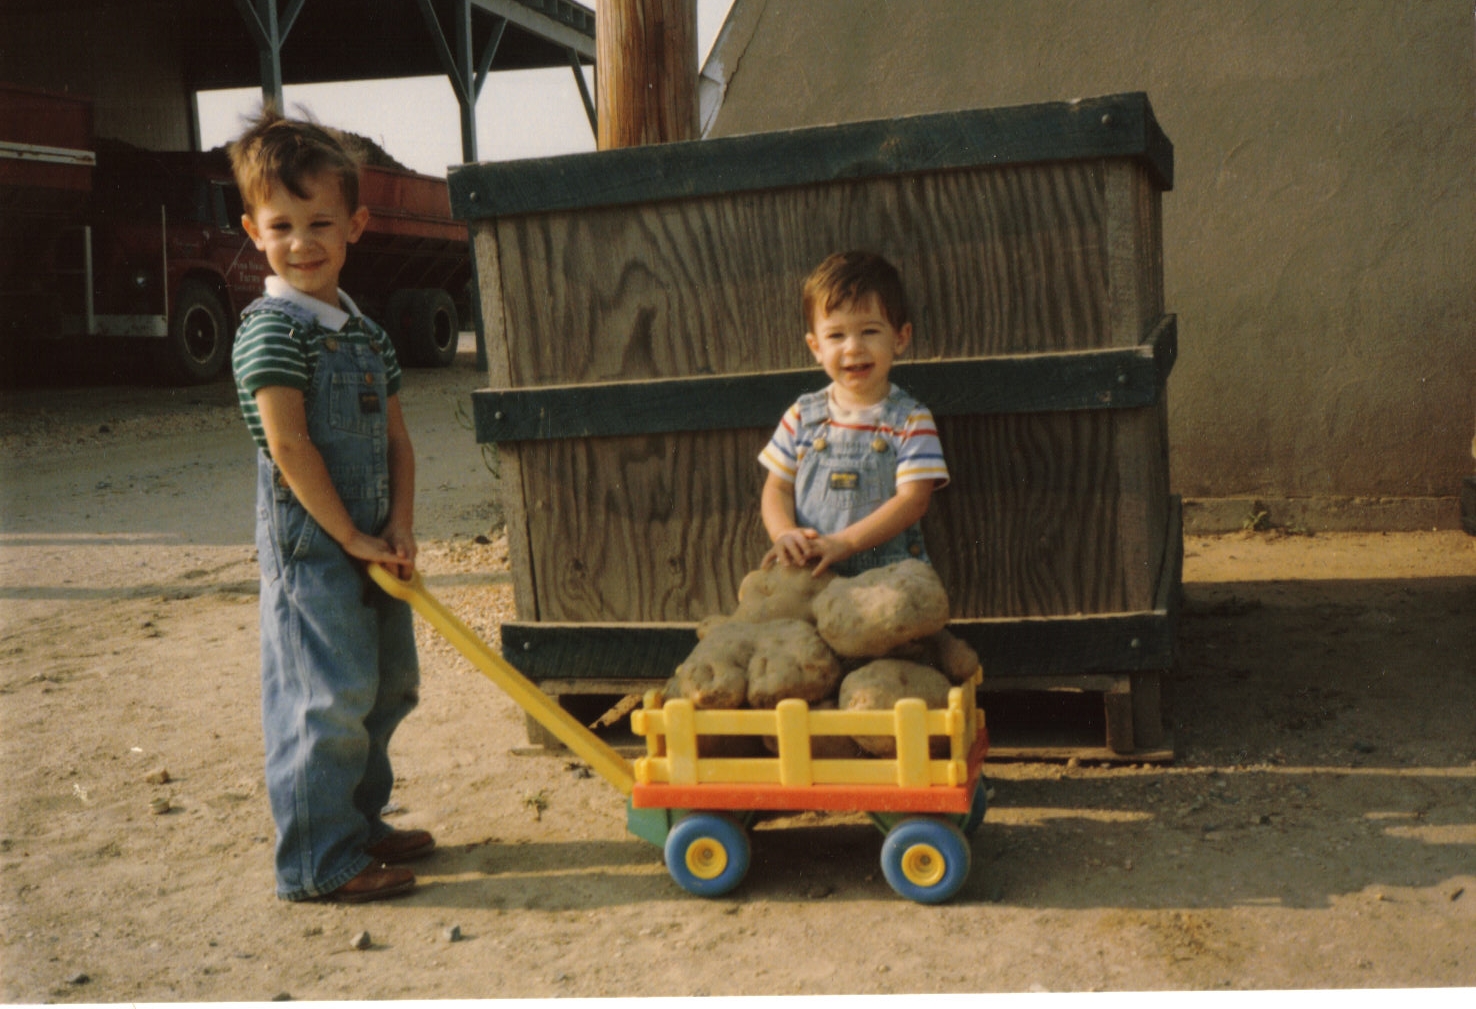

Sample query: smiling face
[805,292,913,409]
[241,170,368,306]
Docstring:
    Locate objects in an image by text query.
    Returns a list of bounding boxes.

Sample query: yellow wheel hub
[685,837,729,880]
[900,842,947,887]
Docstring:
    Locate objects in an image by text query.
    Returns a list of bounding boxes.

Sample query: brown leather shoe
[322,863,415,903]
[365,828,436,864]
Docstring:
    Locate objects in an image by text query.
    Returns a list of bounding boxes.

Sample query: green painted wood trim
[450,92,1173,221]
[501,608,1171,681]
[473,316,1176,444]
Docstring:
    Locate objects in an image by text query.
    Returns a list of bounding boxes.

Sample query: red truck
[1,84,471,383]
[0,85,94,359]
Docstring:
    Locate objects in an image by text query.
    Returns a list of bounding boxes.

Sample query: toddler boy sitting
[760,250,949,577]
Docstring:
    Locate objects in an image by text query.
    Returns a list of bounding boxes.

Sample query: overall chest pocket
[327,366,386,437]
[806,438,894,510]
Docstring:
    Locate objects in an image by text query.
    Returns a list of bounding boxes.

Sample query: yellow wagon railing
[631,670,984,794]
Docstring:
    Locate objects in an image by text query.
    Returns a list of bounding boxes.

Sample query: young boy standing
[760,251,949,577]
[229,110,430,903]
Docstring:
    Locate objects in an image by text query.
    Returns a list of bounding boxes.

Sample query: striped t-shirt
[759,383,950,488]
[232,277,402,455]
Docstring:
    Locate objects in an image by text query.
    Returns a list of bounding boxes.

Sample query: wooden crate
[450,92,1178,759]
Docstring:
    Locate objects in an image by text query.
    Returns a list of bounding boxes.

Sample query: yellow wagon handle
[367,564,637,795]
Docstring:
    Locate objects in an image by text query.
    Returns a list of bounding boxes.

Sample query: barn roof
[3,0,595,92]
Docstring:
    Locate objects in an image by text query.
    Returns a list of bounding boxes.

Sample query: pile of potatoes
[663,559,981,758]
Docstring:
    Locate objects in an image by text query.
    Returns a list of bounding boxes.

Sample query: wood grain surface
[516,429,772,622]
[475,146,1172,625]
[491,162,1112,389]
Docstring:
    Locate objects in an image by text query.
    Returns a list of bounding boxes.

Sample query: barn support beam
[418,0,511,372]
[230,0,599,372]
[233,0,306,110]
[232,1,598,161]
[569,48,597,137]
[417,0,507,164]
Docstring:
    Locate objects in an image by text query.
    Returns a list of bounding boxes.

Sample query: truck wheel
[417,288,459,368]
[386,288,458,368]
[161,280,230,384]
[383,289,419,364]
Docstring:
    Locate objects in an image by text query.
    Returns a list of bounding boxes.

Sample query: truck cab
[64,145,267,382]
[72,146,471,382]
[3,84,470,385]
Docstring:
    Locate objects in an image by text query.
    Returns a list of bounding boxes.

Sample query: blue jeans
[253,329,419,900]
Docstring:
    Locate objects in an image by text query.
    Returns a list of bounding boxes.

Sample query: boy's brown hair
[228,107,360,215]
[801,250,911,332]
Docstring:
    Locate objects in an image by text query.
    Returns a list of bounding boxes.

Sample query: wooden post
[596,0,698,149]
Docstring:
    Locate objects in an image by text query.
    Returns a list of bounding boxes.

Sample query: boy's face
[241,171,368,306]
[805,292,912,409]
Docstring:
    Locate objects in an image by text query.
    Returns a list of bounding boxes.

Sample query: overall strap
[796,388,830,429]
[240,295,318,330]
[240,297,319,393]
[241,296,319,331]
[879,385,922,429]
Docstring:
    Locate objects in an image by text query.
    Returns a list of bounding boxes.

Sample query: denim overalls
[247,297,420,901]
[791,387,930,577]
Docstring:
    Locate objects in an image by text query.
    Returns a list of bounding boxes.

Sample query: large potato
[732,564,837,624]
[886,628,982,685]
[663,620,754,709]
[837,659,953,757]
[813,559,950,657]
[929,629,982,683]
[696,733,768,758]
[745,620,843,708]
[695,564,836,640]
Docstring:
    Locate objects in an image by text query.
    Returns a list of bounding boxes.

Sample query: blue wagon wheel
[664,812,751,897]
[880,817,972,904]
[963,775,989,837]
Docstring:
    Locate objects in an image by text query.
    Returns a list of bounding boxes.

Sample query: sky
[197,0,735,176]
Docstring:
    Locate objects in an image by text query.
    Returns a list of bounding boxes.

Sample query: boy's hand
[340,529,412,576]
[804,534,854,577]
[762,527,817,569]
[378,519,418,581]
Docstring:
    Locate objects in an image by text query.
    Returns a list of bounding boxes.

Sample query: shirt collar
[264,276,362,331]
[824,382,896,420]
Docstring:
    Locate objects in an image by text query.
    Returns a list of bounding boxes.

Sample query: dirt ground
[1,340,1474,1002]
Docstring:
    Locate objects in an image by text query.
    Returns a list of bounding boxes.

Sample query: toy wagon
[370,565,989,903]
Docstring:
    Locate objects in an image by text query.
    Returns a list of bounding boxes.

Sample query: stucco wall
[705,0,1475,522]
